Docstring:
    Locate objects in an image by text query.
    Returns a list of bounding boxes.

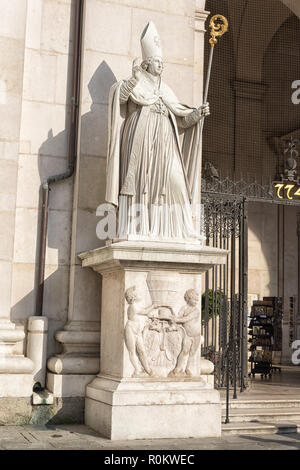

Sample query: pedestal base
[47,356,99,375]
[47,372,96,397]
[80,241,226,440]
[85,375,221,440]
[0,374,33,397]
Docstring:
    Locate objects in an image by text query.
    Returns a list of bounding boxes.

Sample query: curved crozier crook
[209,14,229,47]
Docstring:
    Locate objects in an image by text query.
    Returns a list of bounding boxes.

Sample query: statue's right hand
[132,58,142,81]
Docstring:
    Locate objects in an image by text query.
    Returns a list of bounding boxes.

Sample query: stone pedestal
[0,321,34,398]
[79,241,227,440]
[85,376,221,440]
[47,372,96,398]
[47,330,100,376]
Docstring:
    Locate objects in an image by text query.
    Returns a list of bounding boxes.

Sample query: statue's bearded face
[148,57,163,76]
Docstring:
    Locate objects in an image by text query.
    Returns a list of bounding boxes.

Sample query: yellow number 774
[274,184,297,200]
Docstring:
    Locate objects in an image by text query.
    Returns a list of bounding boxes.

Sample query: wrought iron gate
[201,192,248,422]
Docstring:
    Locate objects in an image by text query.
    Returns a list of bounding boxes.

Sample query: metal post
[212,214,216,354]
[239,201,243,392]
[225,347,230,424]
[242,200,249,388]
[218,209,223,386]
[231,206,237,400]
[204,219,210,352]
[35,186,49,316]
[297,213,300,325]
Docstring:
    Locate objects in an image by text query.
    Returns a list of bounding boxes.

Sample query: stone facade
[1,0,300,426]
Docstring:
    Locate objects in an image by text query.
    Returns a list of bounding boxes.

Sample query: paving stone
[1,424,300,450]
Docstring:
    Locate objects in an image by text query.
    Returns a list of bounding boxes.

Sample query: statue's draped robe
[106,71,202,239]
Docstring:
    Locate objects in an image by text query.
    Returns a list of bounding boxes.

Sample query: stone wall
[0,0,28,339]
[1,0,300,400]
[9,0,74,358]
[248,202,278,300]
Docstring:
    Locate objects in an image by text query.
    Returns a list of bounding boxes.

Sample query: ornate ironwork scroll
[201,190,248,422]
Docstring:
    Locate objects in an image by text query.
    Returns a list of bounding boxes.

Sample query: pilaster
[233,79,268,177]
[47,1,100,383]
[0,0,34,382]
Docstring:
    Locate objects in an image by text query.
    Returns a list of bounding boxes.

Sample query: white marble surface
[80,240,224,438]
[47,373,96,398]
[47,356,99,376]
[85,376,221,440]
[0,374,33,397]
[79,240,228,271]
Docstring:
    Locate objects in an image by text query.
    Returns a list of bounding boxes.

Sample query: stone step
[222,421,300,436]
[221,399,300,410]
[222,408,300,423]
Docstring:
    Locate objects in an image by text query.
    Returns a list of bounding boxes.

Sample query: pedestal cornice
[233,79,268,101]
[79,241,228,274]
[194,9,210,32]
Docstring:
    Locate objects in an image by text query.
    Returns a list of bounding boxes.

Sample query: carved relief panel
[124,271,203,378]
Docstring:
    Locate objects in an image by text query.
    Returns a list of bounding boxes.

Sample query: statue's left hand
[132,58,143,81]
[199,102,210,117]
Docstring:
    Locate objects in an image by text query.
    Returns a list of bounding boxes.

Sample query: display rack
[248,297,282,379]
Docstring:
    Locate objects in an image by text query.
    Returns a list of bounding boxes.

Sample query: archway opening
[202,0,300,402]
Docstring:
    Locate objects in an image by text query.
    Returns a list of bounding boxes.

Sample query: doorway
[201,178,300,421]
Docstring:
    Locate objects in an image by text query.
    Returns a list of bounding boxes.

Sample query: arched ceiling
[280,0,300,18]
[228,0,291,81]
[204,0,298,82]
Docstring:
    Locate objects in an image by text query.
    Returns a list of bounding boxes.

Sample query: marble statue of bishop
[106,21,209,240]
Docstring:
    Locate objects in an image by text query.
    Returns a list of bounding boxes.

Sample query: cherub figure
[169,289,202,377]
[124,286,156,377]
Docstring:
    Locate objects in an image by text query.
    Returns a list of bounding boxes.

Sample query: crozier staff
[190,14,228,197]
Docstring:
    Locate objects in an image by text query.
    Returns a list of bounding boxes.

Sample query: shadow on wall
[11,58,118,364]
[10,0,78,358]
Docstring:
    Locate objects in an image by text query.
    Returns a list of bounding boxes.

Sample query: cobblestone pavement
[0,425,300,450]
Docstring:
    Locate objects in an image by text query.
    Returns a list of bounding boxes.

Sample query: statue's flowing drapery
[105,71,203,240]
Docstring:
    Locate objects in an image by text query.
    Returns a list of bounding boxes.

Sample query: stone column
[79,241,226,440]
[279,205,289,364]
[193,5,209,202]
[297,213,300,339]
[46,154,102,396]
[194,6,209,105]
[0,0,34,396]
[233,80,268,178]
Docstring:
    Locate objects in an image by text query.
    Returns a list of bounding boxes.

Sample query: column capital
[233,80,268,101]
[194,9,210,32]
